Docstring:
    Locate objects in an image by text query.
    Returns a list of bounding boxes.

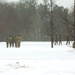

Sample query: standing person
[66,35,70,45]
[17,35,21,47]
[11,36,15,47]
[15,35,21,48]
[54,35,58,45]
[18,35,21,47]
[59,35,62,45]
[15,35,18,47]
[8,36,12,47]
[6,36,9,48]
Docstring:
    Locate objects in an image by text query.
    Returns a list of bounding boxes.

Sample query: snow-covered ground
[0,41,75,75]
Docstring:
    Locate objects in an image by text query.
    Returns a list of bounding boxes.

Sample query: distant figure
[6,36,9,48]
[15,35,21,47]
[59,35,62,45]
[66,35,70,45]
[54,35,58,45]
[8,36,12,47]
[11,36,15,47]
[15,36,18,47]
[17,35,21,47]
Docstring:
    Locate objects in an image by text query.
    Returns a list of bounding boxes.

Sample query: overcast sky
[56,0,74,8]
[7,0,74,9]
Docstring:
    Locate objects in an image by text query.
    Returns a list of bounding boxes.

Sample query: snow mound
[7,62,29,69]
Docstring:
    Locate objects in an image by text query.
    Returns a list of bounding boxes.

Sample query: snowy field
[0,41,75,75]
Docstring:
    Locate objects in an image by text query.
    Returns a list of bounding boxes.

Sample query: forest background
[0,0,74,41]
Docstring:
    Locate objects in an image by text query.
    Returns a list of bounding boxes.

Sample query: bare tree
[60,0,75,47]
[50,0,53,48]
[43,0,55,48]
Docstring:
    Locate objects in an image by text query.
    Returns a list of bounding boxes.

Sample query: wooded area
[0,0,74,41]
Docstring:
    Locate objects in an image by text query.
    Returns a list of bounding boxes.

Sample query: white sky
[7,0,74,9]
[56,0,74,9]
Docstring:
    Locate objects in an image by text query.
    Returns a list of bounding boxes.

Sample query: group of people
[6,35,21,48]
[5,34,70,48]
[53,35,70,45]
[54,35,62,45]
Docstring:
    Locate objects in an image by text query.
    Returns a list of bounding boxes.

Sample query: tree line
[0,0,74,41]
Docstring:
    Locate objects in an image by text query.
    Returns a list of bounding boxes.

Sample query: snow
[0,41,75,75]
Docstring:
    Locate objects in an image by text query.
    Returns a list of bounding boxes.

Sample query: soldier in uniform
[11,36,15,47]
[17,35,21,47]
[15,35,21,48]
[59,35,62,45]
[8,36,12,47]
[54,35,58,45]
[15,36,18,47]
[66,35,70,45]
[6,36,9,48]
